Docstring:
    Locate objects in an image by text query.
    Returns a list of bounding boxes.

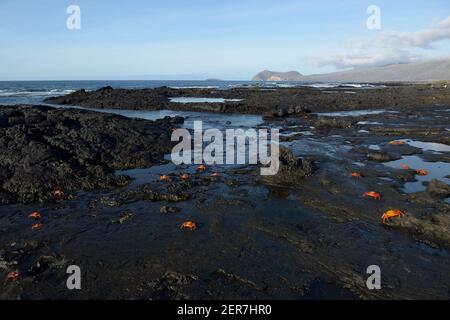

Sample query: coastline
[0,84,449,299]
[44,82,450,116]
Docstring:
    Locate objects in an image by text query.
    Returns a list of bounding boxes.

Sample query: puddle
[384,155,450,193]
[169,97,242,104]
[316,110,395,117]
[387,139,450,152]
[354,162,366,167]
[287,138,352,159]
[369,144,381,151]
[50,105,263,131]
[404,140,450,152]
[358,121,382,125]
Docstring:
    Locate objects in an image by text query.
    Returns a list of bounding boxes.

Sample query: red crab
[31,223,43,230]
[159,175,171,182]
[29,211,41,220]
[381,210,406,224]
[388,140,406,146]
[53,189,64,199]
[197,165,207,172]
[6,270,20,281]
[415,169,429,176]
[401,163,410,170]
[180,174,189,181]
[350,172,363,178]
[363,191,381,200]
[180,221,197,231]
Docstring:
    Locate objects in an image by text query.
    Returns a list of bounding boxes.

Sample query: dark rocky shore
[1,85,450,300]
[0,105,181,204]
[44,82,450,116]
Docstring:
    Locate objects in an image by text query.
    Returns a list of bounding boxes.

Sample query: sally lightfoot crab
[381,210,406,224]
[180,221,197,231]
[363,191,381,200]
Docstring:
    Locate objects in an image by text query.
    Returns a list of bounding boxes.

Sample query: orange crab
[400,163,410,170]
[350,172,363,178]
[381,209,406,224]
[6,270,20,281]
[363,191,381,200]
[180,221,197,231]
[211,172,221,177]
[388,140,406,146]
[415,169,429,176]
[31,223,43,230]
[197,164,207,172]
[29,211,41,220]
[53,189,64,199]
[180,174,189,181]
[159,175,171,182]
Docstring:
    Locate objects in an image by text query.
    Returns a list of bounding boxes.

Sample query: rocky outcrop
[44,82,450,116]
[260,147,314,187]
[0,105,179,204]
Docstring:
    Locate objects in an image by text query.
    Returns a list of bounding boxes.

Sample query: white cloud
[311,16,450,69]
[356,15,450,49]
[311,50,419,69]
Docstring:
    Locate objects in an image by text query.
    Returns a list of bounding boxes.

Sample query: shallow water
[169,97,242,104]
[384,155,450,193]
[317,110,393,117]
[51,105,263,131]
[357,121,382,125]
[404,139,450,152]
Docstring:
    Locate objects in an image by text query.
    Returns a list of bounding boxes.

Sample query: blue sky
[0,0,449,80]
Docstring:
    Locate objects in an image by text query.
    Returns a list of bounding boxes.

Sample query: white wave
[0,89,75,97]
[169,86,220,89]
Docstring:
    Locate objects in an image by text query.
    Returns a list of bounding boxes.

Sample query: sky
[0,0,449,80]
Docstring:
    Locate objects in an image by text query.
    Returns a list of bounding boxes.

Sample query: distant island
[252,70,303,81]
[204,78,223,81]
[252,59,450,82]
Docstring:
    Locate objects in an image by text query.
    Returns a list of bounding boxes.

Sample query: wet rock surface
[0,105,175,204]
[44,82,450,114]
[260,147,314,187]
[1,91,450,300]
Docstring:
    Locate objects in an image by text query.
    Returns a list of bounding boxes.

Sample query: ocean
[0,80,256,105]
[0,80,379,106]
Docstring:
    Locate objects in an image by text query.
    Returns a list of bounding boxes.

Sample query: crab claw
[180,221,197,231]
[363,191,381,200]
[415,169,429,176]
[29,211,41,220]
[381,210,406,224]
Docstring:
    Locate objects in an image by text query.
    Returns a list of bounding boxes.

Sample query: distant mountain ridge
[252,70,303,81]
[252,59,450,82]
